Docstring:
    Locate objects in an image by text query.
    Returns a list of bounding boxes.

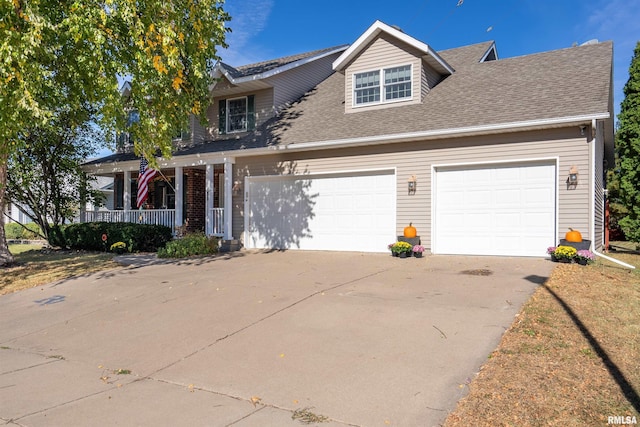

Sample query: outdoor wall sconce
[232,180,242,195]
[580,125,587,136]
[567,165,578,189]
[408,175,417,195]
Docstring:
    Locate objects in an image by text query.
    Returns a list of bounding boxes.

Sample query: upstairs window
[228,97,247,132]
[353,64,412,106]
[218,95,255,134]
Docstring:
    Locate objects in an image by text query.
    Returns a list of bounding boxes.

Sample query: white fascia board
[84,113,610,173]
[332,20,454,75]
[233,113,611,157]
[83,155,237,175]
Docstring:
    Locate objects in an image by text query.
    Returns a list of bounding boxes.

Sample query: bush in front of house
[4,222,43,240]
[62,222,172,252]
[157,233,219,258]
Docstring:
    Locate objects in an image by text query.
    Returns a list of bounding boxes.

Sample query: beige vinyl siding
[265,52,343,112]
[232,127,591,250]
[421,63,442,99]
[190,114,207,144]
[207,88,274,138]
[344,34,423,113]
[593,121,606,250]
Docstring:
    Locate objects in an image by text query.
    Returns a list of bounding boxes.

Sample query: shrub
[157,233,219,258]
[4,223,23,240]
[62,222,172,252]
[4,222,42,240]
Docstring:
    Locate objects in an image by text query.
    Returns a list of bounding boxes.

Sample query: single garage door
[434,162,556,257]
[245,170,396,252]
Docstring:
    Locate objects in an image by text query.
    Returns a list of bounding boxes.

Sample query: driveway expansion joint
[149,266,395,378]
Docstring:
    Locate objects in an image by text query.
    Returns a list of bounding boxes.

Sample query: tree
[0,0,231,265]
[615,41,640,243]
[6,105,105,245]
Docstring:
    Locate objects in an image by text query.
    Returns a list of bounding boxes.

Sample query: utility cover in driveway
[434,162,556,256]
[246,170,396,252]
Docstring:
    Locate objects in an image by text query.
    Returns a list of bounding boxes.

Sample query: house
[83,20,614,257]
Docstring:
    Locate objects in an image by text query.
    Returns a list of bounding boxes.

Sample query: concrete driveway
[0,251,553,426]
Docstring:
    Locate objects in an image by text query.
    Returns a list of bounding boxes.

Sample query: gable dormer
[333,20,454,113]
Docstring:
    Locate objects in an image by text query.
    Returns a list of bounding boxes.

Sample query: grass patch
[1,245,118,295]
[444,250,639,426]
[291,407,330,424]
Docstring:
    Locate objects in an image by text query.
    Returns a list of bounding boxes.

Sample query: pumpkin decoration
[565,228,583,243]
[403,223,417,238]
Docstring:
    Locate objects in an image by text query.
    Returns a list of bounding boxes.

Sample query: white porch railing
[85,209,176,234]
[210,208,225,236]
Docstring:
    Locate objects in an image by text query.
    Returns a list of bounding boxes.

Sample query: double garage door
[245,170,396,252]
[434,162,556,257]
[245,162,556,256]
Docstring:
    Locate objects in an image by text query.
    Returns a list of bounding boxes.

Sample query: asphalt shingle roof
[219,45,349,79]
[260,40,612,147]
[86,39,612,165]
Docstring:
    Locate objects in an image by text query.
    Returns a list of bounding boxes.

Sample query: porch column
[175,166,183,230]
[223,158,234,240]
[79,173,86,223]
[205,164,214,235]
[123,170,131,211]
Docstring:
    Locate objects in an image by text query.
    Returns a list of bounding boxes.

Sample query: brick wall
[185,169,205,233]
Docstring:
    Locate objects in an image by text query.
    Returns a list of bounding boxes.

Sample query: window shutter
[247,95,255,131]
[218,99,226,134]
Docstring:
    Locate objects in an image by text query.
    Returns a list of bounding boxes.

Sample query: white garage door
[434,162,556,257]
[245,170,396,252]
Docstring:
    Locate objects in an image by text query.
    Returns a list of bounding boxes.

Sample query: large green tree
[6,104,105,245]
[0,0,231,265]
[615,41,640,243]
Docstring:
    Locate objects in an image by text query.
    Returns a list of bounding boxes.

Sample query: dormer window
[353,64,412,106]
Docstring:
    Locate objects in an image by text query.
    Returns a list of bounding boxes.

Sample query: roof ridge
[234,44,349,71]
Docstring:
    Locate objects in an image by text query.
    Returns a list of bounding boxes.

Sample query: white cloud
[218,0,275,66]
[587,0,639,50]
[584,0,640,115]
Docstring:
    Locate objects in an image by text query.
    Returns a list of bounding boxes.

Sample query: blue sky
[220,0,639,119]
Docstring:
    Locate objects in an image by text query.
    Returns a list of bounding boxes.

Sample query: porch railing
[210,208,224,236]
[84,209,176,234]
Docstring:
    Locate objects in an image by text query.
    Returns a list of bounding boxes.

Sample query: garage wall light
[233,180,242,195]
[408,175,417,195]
[566,165,578,189]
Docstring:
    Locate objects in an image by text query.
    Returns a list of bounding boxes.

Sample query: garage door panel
[247,171,395,252]
[435,163,555,257]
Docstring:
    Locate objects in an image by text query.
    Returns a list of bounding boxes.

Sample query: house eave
[332,20,454,75]
[83,113,610,174]
[235,113,611,157]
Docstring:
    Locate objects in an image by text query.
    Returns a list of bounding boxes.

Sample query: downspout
[589,119,635,269]
[593,248,636,269]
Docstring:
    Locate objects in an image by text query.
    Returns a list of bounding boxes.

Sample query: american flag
[136,157,157,209]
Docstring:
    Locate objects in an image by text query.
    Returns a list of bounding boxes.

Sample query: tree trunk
[0,152,16,267]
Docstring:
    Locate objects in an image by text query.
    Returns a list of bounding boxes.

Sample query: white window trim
[352,64,413,108]
[226,96,248,134]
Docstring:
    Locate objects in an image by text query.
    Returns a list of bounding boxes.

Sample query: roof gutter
[82,112,611,173]
[231,113,611,158]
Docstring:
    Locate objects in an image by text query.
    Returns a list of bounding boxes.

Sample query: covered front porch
[82,156,237,240]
